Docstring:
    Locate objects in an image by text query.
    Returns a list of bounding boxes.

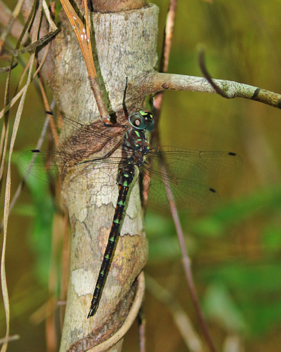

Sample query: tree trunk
[22,1,159,351]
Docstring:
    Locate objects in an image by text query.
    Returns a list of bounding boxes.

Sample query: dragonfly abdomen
[87,165,135,317]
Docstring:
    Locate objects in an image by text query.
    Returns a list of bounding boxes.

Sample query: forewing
[17,149,122,195]
[143,147,241,213]
[148,147,241,182]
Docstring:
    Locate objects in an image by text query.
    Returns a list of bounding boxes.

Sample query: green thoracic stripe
[135,130,140,137]
[114,219,120,224]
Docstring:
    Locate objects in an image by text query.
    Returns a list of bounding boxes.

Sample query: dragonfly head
[128,110,154,132]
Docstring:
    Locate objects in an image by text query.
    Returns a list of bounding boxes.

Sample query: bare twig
[150,2,216,352]
[0,0,25,54]
[0,40,53,120]
[148,71,281,109]
[0,335,20,345]
[146,274,204,352]
[29,296,57,324]
[42,0,57,31]
[0,73,56,229]
[160,164,216,352]
[5,29,60,57]
[60,0,111,123]
[60,212,70,327]
[0,0,36,196]
[0,0,33,190]
[0,112,50,232]
[137,307,146,352]
[1,2,44,350]
[0,1,28,42]
[161,0,177,74]
[198,45,229,98]
[143,0,178,208]
[0,59,18,73]
[151,0,178,144]
[47,213,64,352]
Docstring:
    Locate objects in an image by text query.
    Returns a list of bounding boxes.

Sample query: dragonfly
[19,91,240,318]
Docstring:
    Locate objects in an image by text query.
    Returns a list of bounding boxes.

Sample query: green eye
[143,112,154,132]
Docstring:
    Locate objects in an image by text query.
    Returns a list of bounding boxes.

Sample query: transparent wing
[17,149,123,195]
[148,147,241,182]
[18,145,241,212]
[142,147,241,213]
[19,112,127,195]
[30,111,125,141]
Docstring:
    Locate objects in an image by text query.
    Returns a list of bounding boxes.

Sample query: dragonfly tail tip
[87,307,97,318]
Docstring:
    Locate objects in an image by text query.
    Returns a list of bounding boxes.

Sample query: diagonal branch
[136,70,281,110]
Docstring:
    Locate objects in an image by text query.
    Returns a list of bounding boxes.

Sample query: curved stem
[87,272,145,352]
[138,70,281,110]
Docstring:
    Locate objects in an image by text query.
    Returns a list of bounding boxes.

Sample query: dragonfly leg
[123,77,129,119]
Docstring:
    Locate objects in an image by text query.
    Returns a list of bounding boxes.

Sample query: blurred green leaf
[190,183,281,237]
[12,203,36,217]
[262,224,281,253]
[203,282,248,333]
[146,212,197,262]
[202,263,281,335]
[14,149,55,285]
[145,212,175,238]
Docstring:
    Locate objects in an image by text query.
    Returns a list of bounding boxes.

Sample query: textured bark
[22,2,159,351]
[91,0,147,13]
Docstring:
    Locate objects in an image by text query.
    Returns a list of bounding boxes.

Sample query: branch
[146,275,204,352]
[198,46,230,99]
[150,3,216,351]
[138,70,281,109]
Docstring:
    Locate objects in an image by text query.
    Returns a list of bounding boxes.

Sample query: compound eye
[144,113,154,132]
[128,113,146,130]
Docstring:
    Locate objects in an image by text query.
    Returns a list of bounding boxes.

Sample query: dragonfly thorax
[118,109,153,180]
